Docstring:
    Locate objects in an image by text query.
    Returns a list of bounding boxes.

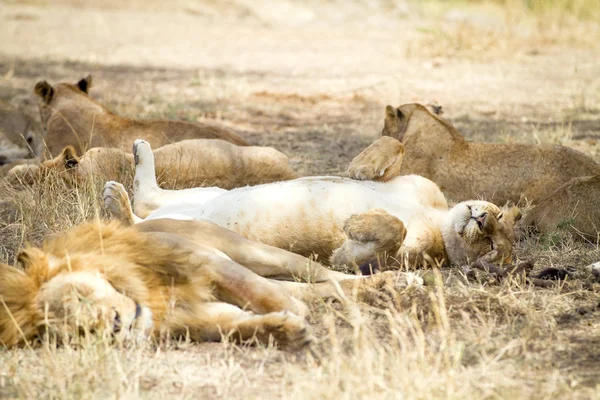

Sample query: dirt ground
[1,0,600,398]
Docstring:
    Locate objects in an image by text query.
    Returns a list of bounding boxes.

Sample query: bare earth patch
[0,0,599,398]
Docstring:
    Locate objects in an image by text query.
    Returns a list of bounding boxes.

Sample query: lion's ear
[500,206,522,227]
[426,103,444,116]
[17,247,51,285]
[77,75,92,93]
[385,105,397,118]
[34,81,54,104]
[60,146,80,169]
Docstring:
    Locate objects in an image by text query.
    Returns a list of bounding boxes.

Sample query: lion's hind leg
[331,209,406,271]
[347,136,405,182]
[204,256,310,318]
[146,233,313,349]
[176,254,313,349]
[103,181,143,225]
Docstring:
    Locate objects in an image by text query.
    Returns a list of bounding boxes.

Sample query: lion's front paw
[331,210,406,267]
[260,311,313,350]
[347,137,405,182]
[344,209,406,249]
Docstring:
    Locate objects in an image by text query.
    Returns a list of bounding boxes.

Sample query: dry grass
[410,0,600,59]
[1,157,600,399]
[1,0,600,398]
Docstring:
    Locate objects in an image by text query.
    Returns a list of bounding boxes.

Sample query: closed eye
[497,212,503,220]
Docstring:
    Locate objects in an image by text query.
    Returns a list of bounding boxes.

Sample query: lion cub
[34,75,248,157]
[382,103,600,205]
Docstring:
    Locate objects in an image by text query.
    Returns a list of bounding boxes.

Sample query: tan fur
[8,139,297,189]
[0,101,44,163]
[330,202,520,268]
[34,75,248,157]
[121,138,521,268]
[382,103,600,204]
[345,138,520,266]
[331,209,407,267]
[0,218,419,348]
[522,174,600,240]
[347,136,405,182]
[0,159,40,183]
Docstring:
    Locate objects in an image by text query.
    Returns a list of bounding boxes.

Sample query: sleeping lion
[6,138,297,190]
[103,138,521,268]
[381,103,600,204]
[0,218,416,349]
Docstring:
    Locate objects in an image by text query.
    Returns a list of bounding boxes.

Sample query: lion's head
[443,200,522,265]
[34,75,93,131]
[381,103,464,149]
[7,145,134,187]
[33,75,103,156]
[0,223,157,347]
[0,102,44,164]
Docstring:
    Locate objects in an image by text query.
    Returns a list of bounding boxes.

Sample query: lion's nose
[475,213,487,230]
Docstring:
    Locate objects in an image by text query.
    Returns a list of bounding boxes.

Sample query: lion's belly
[171,177,429,255]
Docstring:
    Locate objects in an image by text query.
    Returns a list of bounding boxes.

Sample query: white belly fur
[145,175,447,247]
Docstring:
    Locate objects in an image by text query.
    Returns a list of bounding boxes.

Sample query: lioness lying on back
[382,103,600,204]
[104,137,521,268]
[6,139,297,189]
[0,218,419,348]
[34,75,248,157]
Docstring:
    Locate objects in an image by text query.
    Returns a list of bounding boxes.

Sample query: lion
[0,159,40,180]
[6,139,297,190]
[0,101,44,164]
[381,103,600,205]
[521,174,600,241]
[0,218,420,348]
[104,137,521,268]
[34,75,248,157]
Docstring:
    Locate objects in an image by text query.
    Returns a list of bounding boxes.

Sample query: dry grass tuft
[0,173,109,264]
[411,0,600,58]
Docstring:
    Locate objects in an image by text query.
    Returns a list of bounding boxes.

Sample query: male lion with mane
[0,218,414,349]
[103,137,521,269]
